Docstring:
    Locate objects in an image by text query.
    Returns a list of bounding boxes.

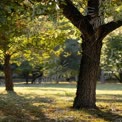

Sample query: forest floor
[0,82,122,122]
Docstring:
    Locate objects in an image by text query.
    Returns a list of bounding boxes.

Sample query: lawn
[0,82,122,122]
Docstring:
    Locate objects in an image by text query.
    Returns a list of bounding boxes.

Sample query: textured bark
[73,37,102,108]
[4,54,14,91]
[100,20,122,38]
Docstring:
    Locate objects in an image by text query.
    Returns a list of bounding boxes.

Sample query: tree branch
[58,0,94,37]
[100,20,122,38]
[112,72,122,83]
[87,0,99,20]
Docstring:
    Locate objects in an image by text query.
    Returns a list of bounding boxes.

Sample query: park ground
[0,82,122,122]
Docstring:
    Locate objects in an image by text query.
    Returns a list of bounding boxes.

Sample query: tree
[0,0,77,91]
[31,65,43,84]
[18,60,32,84]
[56,0,122,108]
[0,0,30,91]
[60,39,81,79]
[101,31,122,83]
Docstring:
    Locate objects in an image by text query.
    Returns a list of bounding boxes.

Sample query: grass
[0,82,122,122]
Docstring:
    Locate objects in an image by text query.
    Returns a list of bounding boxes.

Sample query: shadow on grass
[97,94,122,103]
[82,108,122,122]
[83,94,122,122]
[67,93,122,122]
[0,92,55,122]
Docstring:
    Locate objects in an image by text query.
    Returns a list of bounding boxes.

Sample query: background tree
[60,39,81,80]
[101,29,122,83]
[39,17,81,83]
[0,0,80,91]
[0,0,32,91]
[18,60,32,84]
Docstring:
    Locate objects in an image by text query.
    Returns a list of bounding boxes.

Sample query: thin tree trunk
[4,54,14,91]
[73,38,102,109]
[26,76,29,84]
[119,71,122,83]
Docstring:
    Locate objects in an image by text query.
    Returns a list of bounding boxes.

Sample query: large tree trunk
[4,54,14,91]
[73,37,102,109]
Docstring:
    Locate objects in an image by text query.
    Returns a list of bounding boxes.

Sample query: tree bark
[4,54,14,91]
[73,37,102,109]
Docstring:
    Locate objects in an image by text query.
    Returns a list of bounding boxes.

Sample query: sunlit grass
[0,82,122,122]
